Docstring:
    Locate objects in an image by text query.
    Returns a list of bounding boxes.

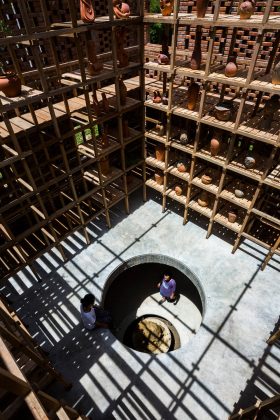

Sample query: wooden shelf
[166,189,187,205]
[167,165,190,182]
[145,129,168,144]
[220,184,254,210]
[0,86,44,111]
[144,61,173,74]
[188,199,213,218]
[83,166,123,186]
[145,156,165,170]
[146,178,164,193]
[192,176,219,195]
[144,13,176,24]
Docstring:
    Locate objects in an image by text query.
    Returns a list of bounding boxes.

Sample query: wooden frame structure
[0,0,145,282]
[144,0,280,270]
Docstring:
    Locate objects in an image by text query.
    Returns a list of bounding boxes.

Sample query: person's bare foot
[159,297,166,304]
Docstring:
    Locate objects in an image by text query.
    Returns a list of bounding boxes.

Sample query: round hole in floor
[103,254,206,354]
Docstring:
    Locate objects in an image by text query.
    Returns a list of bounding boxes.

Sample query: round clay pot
[201,173,212,184]
[175,185,183,196]
[0,74,21,97]
[234,189,244,198]
[187,82,200,111]
[214,102,233,121]
[157,53,170,65]
[179,132,188,145]
[196,0,209,18]
[239,1,255,19]
[225,57,238,77]
[155,123,165,136]
[121,2,130,14]
[244,156,255,169]
[272,63,280,85]
[113,0,130,18]
[155,173,164,185]
[160,0,174,16]
[210,136,221,156]
[177,162,187,173]
[228,211,237,223]
[155,145,165,162]
[198,191,209,207]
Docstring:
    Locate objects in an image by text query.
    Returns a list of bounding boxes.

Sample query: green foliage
[150,0,160,13]
[149,23,163,44]
[0,20,11,35]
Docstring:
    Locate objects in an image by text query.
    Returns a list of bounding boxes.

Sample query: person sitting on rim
[80,293,111,330]
[157,272,177,304]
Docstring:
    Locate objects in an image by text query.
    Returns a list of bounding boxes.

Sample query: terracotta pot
[113,0,130,18]
[153,90,162,104]
[196,0,209,18]
[228,211,237,223]
[157,53,170,65]
[80,0,95,22]
[122,119,130,138]
[177,162,187,173]
[155,123,165,136]
[179,132,188,145]
[87,40,103,75]
[0,74,21,97]
[119,78,127,106]
[239,1,255,19]
[191,30,202,70]
[201,173,212,184]
[225,56,238,77]
[210,133,221,156]
[198,191,209,207]
[155,173,164,185]
[160,0,174,16]
[100,158,111,175]
[214,101,233,121]
[244,156,255,169]
[187,82,200,110]
[101,92,110,113]
[272,62,280,85]
[234,189,244,198]
[175,185,183,196]
[155,145,165,162]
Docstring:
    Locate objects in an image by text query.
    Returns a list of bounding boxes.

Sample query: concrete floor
[2,191,280,419]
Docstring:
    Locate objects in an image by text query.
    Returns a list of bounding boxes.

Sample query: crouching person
[80,293,111,330]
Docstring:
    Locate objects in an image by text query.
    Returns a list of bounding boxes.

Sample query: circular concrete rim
[102,254,206,319]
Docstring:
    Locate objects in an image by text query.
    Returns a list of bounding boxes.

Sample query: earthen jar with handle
[225,56,238,77]
[80,0,95,22]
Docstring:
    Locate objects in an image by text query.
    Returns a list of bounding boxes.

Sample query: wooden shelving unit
[144,0,280,269]
[0,0,145,281]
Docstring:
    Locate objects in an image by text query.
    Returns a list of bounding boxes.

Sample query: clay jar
[191,29,202,70]
[177,162,187,173]
[162,94,168,105]
[187,82,200,111]
[157,53,170,65]
[239,1,255,19]
[214,101,233,121]
[198,191,209,207]
[234,189,244,198]
[153,90,162,104]
[196,0,209,18]
[160,0,174,16]
[179,132,188,145]
[113,0,130,19]
[201,173,212,185]
[228,210,237,223]
[0,74,21,97]
[175,185,183,196]
[225,56,238,78]
[244,156,255,169]
[155,123,165,136]
[272,62,280,85]
[210,132,221,156]
[155,145,165,162]
[80,0,95,22]
[155,172,164,185]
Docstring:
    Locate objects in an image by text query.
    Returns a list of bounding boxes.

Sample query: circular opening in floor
[103,254,205,354]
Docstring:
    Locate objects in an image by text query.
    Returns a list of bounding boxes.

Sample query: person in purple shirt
[157,272,177,304]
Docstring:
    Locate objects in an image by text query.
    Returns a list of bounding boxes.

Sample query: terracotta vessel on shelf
[155,145,165,162]
[244,156,255,169]
[210,131,221,156]
[92,90,101,116]
[239,1,255,19]
[214,101,233,121]
[196,0,209,18]
[122,119,130,138]
[157,53,170,65]
[100,157,111,175]
[175,185,183,196]
[191,29,202,70]
[201,173,212,184]
[162,94,168,105]
[116,28,129,68]
[113,0,130,19]
[228,210,237,223]
[160,0,174,16]
[119,77,127,106]
[234,189,244,198]
[177,162,187,173]
[187,82,200,110]
[272,62,280,85]
[153,90,162,104]
[155,123,165,136]
[0,73,21,97]
[101,92,110,113]
[80,0,95,22]
[198,191,209,207]
[87,40,103,75]
[155,172,164,185]
[179,132,188,145]
[225,56,238,77]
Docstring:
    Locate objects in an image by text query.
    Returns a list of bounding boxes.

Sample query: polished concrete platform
[3,192,280,419]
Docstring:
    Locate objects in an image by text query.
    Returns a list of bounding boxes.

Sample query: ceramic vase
[179,132,188,145]
[160,0,174,16]
[122,120,130,138]
[155,173,164,185]
[80,0,95,22]
[157,53,170,65]
[244,156,255,169]
[191,30,202,70]
[198,191,209,207]
[239,1,255,19]
[201,173,212,184]
[210,132,221,156]
[175,185,183,196]
[225,56,238,77]
[113,0,130,19]
[272,62,280,85]
[155,123,165,136]
[0,74,21,97]
[119,78,127,106]
[228,211,237,223]
[187,82,200,110]
[177,162,187,173]
[155,145,165,162]
[196,0,209,18]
